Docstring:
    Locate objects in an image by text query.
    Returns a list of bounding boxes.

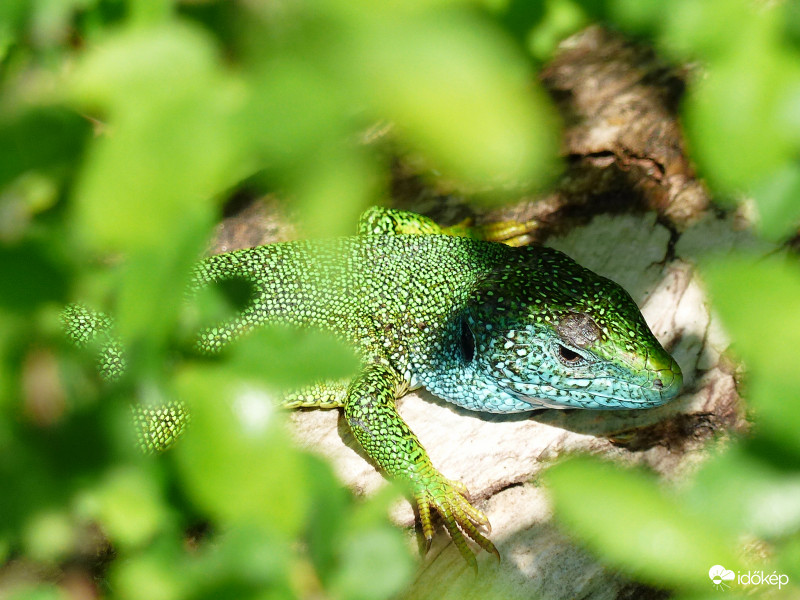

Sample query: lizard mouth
[501,355,683,410]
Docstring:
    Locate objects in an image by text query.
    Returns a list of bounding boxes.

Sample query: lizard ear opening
[459,317,475,364]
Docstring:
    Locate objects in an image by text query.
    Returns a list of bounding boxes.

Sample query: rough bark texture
[213,26,770,600]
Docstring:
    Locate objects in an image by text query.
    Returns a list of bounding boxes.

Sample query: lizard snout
[648,355,682,401]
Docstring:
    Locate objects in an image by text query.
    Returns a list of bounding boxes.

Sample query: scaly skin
[63,207,682,569]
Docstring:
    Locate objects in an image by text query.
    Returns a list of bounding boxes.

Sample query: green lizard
[63,207,682,568]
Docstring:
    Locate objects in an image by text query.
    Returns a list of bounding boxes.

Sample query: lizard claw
[414,475,499,569]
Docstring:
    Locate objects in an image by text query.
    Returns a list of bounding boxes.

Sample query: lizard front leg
[344,362,498,569]
[281,380,348,409]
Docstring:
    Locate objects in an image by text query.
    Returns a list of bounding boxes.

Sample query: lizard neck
[404,266,544,415]
[413,321,540,414]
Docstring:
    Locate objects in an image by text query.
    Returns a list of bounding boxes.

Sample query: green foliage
[539,3,800,599]
[608,0,800,239]
[547,458,741,590]
[547,256,800,598]
[0,1,555,597]
[3,0,800,598]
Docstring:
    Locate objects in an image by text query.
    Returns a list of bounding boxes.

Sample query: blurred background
[1,0,799,598]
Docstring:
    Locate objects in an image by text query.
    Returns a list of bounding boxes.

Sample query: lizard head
[420,246,682,413]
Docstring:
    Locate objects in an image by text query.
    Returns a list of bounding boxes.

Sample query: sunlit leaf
[702,255,800,455]
[22,510,75,563]
[228,325,359,390]
[330,486,415,600]
[69,23,243,252]
[348,9,560,191]
[750,162,800,240]
[88,466,169,548]
[112,551,186,600]
[683,42,800,192]
[545,457,739,589]
[173,366,310,539]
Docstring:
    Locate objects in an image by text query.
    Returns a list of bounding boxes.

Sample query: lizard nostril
[653,378,663,390]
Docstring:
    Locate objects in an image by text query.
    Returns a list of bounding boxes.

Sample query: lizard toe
[414,475,498,569]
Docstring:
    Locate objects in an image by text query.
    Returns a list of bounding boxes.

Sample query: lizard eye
[459,318,475,364]
[557,344,582,365]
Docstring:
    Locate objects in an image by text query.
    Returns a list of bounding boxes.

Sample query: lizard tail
[132,401,190,453]
[62,303,187,453]
[62,303,126,381]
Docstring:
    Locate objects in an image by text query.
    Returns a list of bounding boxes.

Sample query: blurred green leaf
[69,23,243,252]
[702,255,800,456]
[305,454,350,585]
[65,22,253,369]
[128,0,172,27]
[683,41,800,193]
[204,525,290,586]
[0,536,9,564]
[0,108,90,190]
[29,0,97,48]
[659,0,756,60]
[290,151,378,240]
[89,465,169,548]
[0,400,117,534]
[242,56,349,175]
[527,0,588,61]
[112,550,186,600]
[685,445,800,540]
[494,0,547,48]
[0,241,69,310]
[333,528,414,600]
[606,0,665,37]
[777,534,800,583]
[331,486,415,600]
[229,325,359,390]
[348,8,561,191]
[7,0,800,598]
[8,586,68,600]
[750,162,800,240]
[545,457,739,589]
[22,509,75,563]
[114,245,209,377]
[173,366,310,538]
[0,0,28,39]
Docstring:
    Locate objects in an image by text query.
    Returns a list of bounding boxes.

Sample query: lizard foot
[414,475,499,570]
[473,219,538,246]
[443,218,538,247]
